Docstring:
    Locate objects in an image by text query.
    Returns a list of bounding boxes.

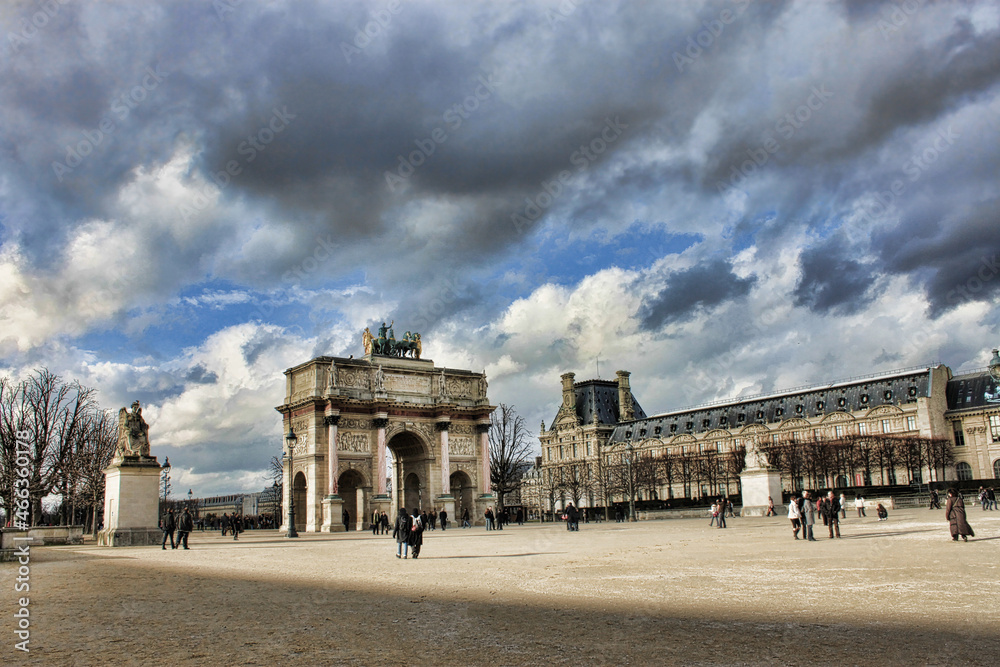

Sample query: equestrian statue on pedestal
[362,320,422,359]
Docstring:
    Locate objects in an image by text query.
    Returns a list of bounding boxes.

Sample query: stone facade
[275,354,495,532]
[537,359,1000,508]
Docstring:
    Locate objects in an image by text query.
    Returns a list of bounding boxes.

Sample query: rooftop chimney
[616,370,635,422]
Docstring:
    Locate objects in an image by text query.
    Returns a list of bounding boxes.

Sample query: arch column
[321,409,343,532]
[436,418,455,521]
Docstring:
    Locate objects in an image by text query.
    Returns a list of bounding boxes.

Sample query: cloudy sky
[2,0,999,497]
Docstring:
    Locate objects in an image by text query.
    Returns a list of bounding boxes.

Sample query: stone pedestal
[98,457,163,547]
[436,495,455,527]
[739,467,783,516]
[321,495,345,532]
[475,493,495,527]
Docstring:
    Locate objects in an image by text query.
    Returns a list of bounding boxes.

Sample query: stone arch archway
[450,470,474,523]
[387,431,430,514]
[293,471,307,532]
[338,468,369,531]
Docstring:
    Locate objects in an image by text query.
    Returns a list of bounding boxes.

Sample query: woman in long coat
[392,508,412,558]
[945,489,975,541]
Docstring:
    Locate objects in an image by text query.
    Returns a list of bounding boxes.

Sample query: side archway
[450,470,474,524]
[293,471,308,532]
[338,469,369,531]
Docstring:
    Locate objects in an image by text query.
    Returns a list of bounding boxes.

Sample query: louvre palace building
[533,348,1000,509]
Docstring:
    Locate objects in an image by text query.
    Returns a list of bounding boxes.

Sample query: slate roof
[946,370,999,411]
[609,367,936,444]
[550,379,647,428]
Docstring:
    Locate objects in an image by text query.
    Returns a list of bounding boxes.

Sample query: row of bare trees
[536,433,956,511]
[0,369,118,533]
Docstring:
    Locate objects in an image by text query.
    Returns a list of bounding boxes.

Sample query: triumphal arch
[275,323,495,532]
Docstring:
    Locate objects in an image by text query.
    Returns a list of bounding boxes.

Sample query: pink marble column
[374,415,389,494]
[324,411,340,495]
[437,421,451,494]
[478,423,492,494]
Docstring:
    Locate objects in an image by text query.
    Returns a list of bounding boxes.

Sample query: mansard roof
[609,365,937,444]
[550,379,647,428]
[946,369,998,411]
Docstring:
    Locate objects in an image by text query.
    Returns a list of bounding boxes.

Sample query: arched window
[993,459,1000,479]
[956,462,973,481]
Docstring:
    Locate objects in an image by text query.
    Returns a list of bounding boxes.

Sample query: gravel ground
[3,508,999,666]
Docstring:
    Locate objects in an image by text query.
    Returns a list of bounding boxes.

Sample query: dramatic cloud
[2,0,999,495]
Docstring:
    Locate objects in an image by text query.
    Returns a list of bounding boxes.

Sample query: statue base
[321,495,345,532]
[100,456,163,547]
[740,467,783,516]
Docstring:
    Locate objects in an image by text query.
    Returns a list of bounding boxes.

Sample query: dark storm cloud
[2,0,999,335]
[640,259,757,330]
[793,237,878,315]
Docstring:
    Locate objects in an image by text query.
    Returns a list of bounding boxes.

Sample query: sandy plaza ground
[3,507,999,666]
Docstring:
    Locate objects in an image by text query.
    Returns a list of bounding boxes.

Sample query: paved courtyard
[4,508,999,665]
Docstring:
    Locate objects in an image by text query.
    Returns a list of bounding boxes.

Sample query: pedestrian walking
[461,507,470,528]
[408,508,424,559]
[929,489,941,510]
[854,496,866,518]
[343,509,350,532]
[439,508,448,531]
[822,491,841,538]
[380,510,390,535]
[565,503,579,531]
[945,489,975,541]
[716,497,727,529]
[839,493,847,519]
[709,502,718,527]
[176,508,194,549]
[801,491,817,541]
[392,507,412,558]
[788,494,802,539]
[485,507,495,530]
[161,508,176,550]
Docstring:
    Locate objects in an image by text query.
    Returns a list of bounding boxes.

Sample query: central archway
[387,431,430,515]
[338,469,368,531]
[450,470,474,524]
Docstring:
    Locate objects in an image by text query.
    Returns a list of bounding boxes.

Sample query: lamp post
[188,488,193,508]
[284,425,299,538]
[626,443,637,522]
[160,457,171,512]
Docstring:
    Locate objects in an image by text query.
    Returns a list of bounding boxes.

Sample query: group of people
[159,508,195,549]
[373,508,448,534]
[709,497,735,528]
[787,490,844,540]
[977,486,997,510]
[392,507,425,558]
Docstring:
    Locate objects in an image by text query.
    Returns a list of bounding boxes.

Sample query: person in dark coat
[176,508,194,549]
[380,510,390,535]
[161,509,176,550]
[392,508,412,558]
[439,508,447,531]
[343,509,350,532]
[945,488,975,541]
[821,491,841,538]
[221,512,230,536]
[462,507,470,528]
[928,489,941,510]
[565,503,579,531]
[716,497,727,529]
[407,508,424,558]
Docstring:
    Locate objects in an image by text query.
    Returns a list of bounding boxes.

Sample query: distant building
[534,353,1000,509]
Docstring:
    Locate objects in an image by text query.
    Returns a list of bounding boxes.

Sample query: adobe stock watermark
[854,124,959,228]
[716,84,833,195]
[876,0,926,40]
[5,0,72,56]
[946,254,1000,307]
[12,429,33,653]
[250,232,337,322]
[383,71,500,192]
[177,106,296,222]
[510,116,629,234]
[340,0,409,64]
[544,0,583,29]
[51,63,170,182]
[672,0,752,72]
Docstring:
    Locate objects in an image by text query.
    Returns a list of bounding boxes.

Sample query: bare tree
[488,404,533,511]
[558,461,594,508]
[69,409,118,535]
